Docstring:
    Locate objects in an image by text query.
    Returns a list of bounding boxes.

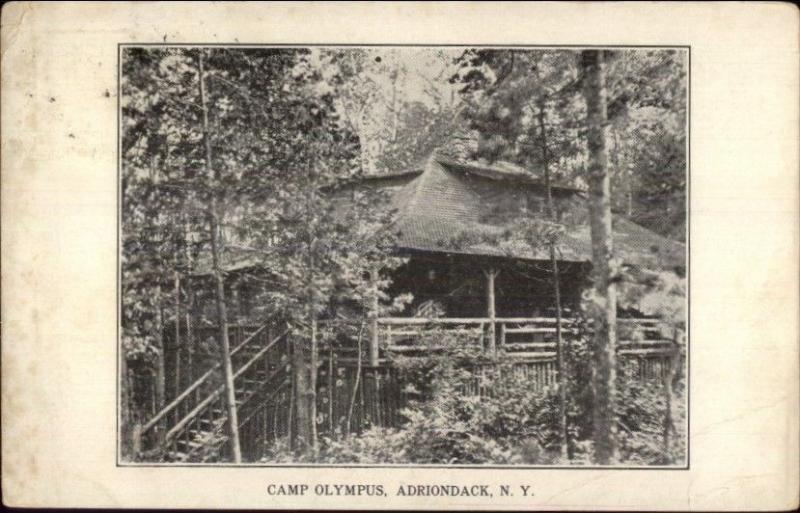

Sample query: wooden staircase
[138,320,291,463]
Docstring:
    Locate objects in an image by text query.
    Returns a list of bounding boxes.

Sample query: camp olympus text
[265,484,525,498]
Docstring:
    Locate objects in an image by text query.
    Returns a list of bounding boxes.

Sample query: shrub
[258,321,686,466]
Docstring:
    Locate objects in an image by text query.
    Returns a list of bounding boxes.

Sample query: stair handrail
[141,319,274,435]
[180,378,292,461]
[164,325,290,443]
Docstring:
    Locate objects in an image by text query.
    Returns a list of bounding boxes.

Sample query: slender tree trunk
[346,322,365,436]
[154,287,166,412]
[183,168,196,385]
[292,333,311,450]
[390,67,399,143]
[662,328,681,463]
[120,349,132,459]
[538,103,570,460]
[581,50,619,465]
[624,145,634,217]
[147,156,166,427]
[328,344,334,435]
[185,280,195,385]
[287,357,295,444]
[310,319,318,451]
[197,50,242,463]
[174,273,182,397]
[610,129,621,213]
[294,149,319,453]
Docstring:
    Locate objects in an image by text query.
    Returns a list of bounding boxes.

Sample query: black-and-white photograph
[119,45,687,466]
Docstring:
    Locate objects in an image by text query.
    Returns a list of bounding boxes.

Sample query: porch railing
[327,316,680,362]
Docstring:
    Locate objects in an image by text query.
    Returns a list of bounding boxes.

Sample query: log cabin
[131,149,686,462]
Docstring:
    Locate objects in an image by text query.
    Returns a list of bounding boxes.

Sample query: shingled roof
[199,153,685,275]
[361,155,685,270]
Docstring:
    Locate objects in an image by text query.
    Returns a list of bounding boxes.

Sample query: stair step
[187,428,214,437]
[176,439,204,449]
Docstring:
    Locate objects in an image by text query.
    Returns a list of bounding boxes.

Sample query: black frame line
[116,43,691,470]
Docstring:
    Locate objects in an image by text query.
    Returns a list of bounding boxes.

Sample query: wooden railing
[357,315,680,386]
[368,316,674,357]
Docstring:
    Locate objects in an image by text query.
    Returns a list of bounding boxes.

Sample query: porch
[325,315,676,369]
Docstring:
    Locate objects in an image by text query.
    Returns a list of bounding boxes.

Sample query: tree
[121,47,206,435]
[317,48,461,175]
[122,47,331,458]
[453,49,581,459]
[454,48,686,464]
[580,49,619,464]
[195,49,242,462]
[603,50,687,240]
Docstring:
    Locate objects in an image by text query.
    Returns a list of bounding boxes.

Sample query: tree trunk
[183,188,196,385]
[173,273,182,397]
[197,50,242,463]
[662,329,681,462]
[292,333,311,451]
[310,319,318,451]
[297,149,319,453]
[154,287,166,412]
[390,66,399,143]
[185,281,195,385]
[581,49,619,465]
[120,350,132,460]
[538,103,570,460]
[346,323,365,436]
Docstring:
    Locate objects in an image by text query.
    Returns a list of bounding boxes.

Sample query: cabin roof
[197,154,685,275]
[362,155,685,269]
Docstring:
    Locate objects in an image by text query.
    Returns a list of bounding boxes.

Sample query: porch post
[369,268,380,367]
[484,269,498,353]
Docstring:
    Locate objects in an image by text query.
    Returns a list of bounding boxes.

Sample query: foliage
[453,48,687,240]
[616,362,686,465]
[121,48,410,450]
[259,324,685,465]
[313,48,462,175]
[121,47,303,363]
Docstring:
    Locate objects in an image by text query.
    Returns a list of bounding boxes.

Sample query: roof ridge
[434,154,585,192]
[396,155,436,221]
